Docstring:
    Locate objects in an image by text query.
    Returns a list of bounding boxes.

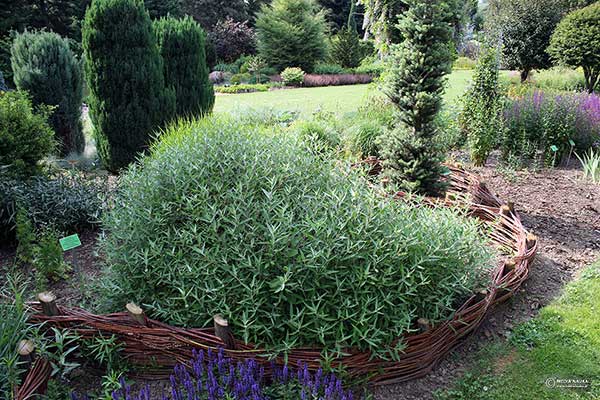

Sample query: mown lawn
[436,262,600,400]
[214,70,475,115]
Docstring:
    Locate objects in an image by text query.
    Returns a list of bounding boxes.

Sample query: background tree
[82,0,175,172]
[330,1,363,68]
[460,43,503,166]
[208,18,256,63]
[154,16,214,117]
[0,69,7,91]
[548,2,600,93]
[317,0,364,32]
[144,0,182,19]
[485,0,582,82]
[380,0,454,195]
[256,0,328,72]
[181,0,249,30]
[11,30,84,155]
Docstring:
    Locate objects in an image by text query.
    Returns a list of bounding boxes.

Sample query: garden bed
[15,165,537,399]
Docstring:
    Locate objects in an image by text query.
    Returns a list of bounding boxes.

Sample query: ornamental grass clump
[102,116,494,359]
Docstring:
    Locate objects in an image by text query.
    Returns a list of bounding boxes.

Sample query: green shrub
[34,225,69,290]
[460,44,503,166]
[102,117,494,358]
[0,90,55,178]
[548,2,600,93]
[453,56,477,70]
[15,206,35,264]
[82,0,176,172]
[154,16,214,118]
[0,175,104,243]
[576,149,600,183]
[230,72,252,85]
[11,30,84,156]
[214,84,270,94]
[381,0,454,195]
[290,117,342,153]
[330,28,363,68]
[313,63,347,75]
[281,67,305,86]
[256,0,327,72]
[347,118,385,158]
[354,55,385,76]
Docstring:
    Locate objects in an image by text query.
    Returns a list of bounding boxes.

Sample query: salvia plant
[502,90,600,167]
[71,348,356,400]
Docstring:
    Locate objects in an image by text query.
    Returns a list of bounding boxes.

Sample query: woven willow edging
[15,166,537,399]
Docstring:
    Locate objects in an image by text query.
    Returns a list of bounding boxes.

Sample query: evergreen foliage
[154,16,214,118]
[548,2,600,93]
[0,69,6,91]
[11,30,84,155]
[82,0,175,172]
[381,0,454,195]
[330,28,363,68]
[181,0,248,30]
[460,44,503,166]
[144,0,182,19]
[256,0,328,72]
[0,90,55,178]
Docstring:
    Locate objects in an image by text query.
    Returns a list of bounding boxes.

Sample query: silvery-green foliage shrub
[102,117,494,358]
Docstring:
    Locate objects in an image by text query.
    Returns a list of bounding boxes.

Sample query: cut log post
[126,303,146,326]
[526,233,537,249]
[499,205,512,218]
[37,292,59,316]
[474,288,488,302]
[213,314,235,349]
[417,318,430,333]
[507,201,515,214]
[17,339,35,373]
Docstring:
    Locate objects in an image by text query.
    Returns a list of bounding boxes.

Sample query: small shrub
[102,117,494,358]
[15,206,35,264]
[347,119,384,158]
[154,16,214,118]
[529,68,586,92]
[214,84,270,94]
[82,0,176,171]
[230,73,252,85]
[11,30,84,155]
[281,67,305,86]
[34,226,69,290]
[303,73,372,87]
[313,63,347,75]
[0,90,55,178]
[354,55,384,76]
[453,56,477,70]
[73,349,355,400]
[502,91,600,167]
[460,44,503,166]
[208,18,256,63]
[0,175,105,242]
[256,0,327,72]
[291,117,342,153]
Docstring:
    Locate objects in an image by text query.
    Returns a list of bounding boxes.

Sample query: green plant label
[59,234,81,251]
[550,145,559,152]
[568,139,575,147]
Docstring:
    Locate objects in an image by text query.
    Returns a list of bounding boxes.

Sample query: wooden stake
[526,233,537,249]
[126,303,146,326]
[213,314,235,349]
[499,205,512,217]
[507,201,515,214]
[37,292,59,316]
[417,318,430,333]
[474,288,488,302]
[18,339,35,373]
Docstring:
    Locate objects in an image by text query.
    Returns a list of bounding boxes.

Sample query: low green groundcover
[102,116,494,358]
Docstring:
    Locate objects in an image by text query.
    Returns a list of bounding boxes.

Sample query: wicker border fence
[15,165,537,399]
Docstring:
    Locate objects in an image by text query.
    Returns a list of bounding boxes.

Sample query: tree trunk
[520,68,530,83]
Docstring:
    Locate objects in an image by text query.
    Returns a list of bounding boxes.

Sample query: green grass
[214,70,475,115]
[436,262,600,400]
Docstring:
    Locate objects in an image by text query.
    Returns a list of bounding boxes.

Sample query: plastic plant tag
[550,145,559,152]
[59,234,81,251]
[568,139,575,147]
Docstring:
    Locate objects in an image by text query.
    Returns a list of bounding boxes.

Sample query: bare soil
[373,161,600,399]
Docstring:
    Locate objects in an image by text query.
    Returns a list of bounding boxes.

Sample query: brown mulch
[373,161,600,399]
